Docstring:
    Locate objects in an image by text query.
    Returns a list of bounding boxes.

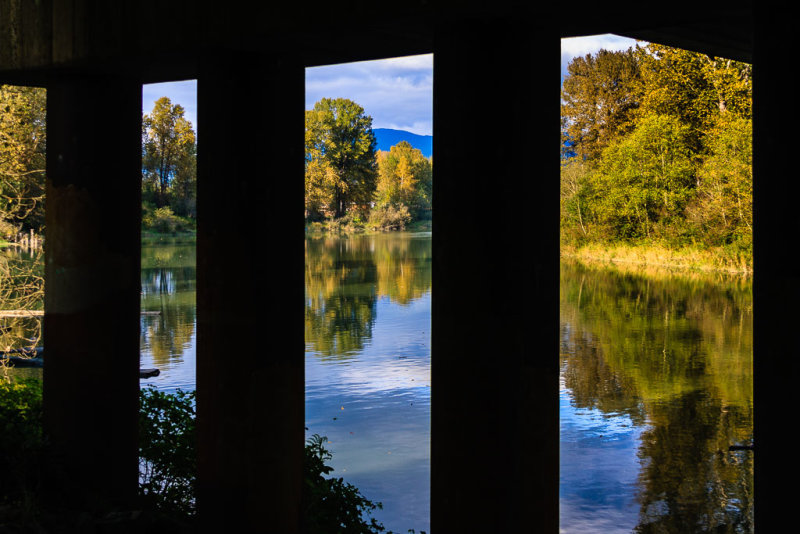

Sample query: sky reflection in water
[559,261,753,534]
[304,233,432,532]
[138,234,432,533]
[135,239,753,534]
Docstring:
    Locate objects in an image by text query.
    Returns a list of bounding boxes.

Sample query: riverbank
[306,218,431,235]
[141,230,197,242]
[561,242,752,276]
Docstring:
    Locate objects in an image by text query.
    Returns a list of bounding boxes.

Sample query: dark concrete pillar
[753,11,794,532]
[196,53,305,533]
[432,19,560,532]
[44,72,142,507]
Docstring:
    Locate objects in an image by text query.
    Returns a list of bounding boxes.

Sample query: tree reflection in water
[304,234,432,360]
[561,260,753,533]
[140,240,196,370]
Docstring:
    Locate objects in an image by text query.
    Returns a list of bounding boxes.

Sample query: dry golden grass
[561,243,752,277]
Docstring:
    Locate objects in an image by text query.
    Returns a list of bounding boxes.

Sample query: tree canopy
[375,141,432,218]
[142,97,197,217]
[561,48,641,161]
[561,43,752,257]
[305,98,378,219]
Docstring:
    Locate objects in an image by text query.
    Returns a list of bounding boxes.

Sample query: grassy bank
[561,242,752,276]
[306,217,431,235]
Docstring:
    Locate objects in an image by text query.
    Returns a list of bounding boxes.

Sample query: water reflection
[138,233,432,533]
[560,260,753,533]
[139,239,197,391]
[305,232,432,533]
[304,234,432,358]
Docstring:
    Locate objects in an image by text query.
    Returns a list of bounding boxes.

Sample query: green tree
[305,98,378,219]
[142,97,197,213]
[592,114,695,241]
[374,141,432,219]
[688,114,752,247]
[561,48,642,161]
[171,140,197,218]
[560,158,592,241]
[0,85,46,238]
[634,43,752,154]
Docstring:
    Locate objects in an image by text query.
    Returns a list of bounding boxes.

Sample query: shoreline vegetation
[305,98,432,235]
[561,242,752,277]
[561,44,752,278]
[306,216,431,235]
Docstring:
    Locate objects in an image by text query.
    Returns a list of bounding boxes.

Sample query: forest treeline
[142,96,435,234]
[306,97,432,232]
[2,89,431,238]
[0,88,196,238]
[561,43,752,269]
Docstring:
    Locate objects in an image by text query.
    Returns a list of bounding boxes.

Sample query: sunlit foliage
[561,43,753,264]
[374,141,432,219]
[305,98,378,220]
[561,48,641,160]
[142,97,197,219]
[0,85,46,239]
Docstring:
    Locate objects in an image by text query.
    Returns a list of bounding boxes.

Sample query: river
[559,260,753,533]
[3,238,754,533]
[138,233,432,532]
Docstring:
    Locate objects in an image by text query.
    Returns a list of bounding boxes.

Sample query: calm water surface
[4,241,753,533]
[138,233,432,533]
[560,260,753,533]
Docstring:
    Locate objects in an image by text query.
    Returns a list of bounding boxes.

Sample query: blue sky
[141,34,640,137]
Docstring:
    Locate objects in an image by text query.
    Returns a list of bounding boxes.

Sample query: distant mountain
[373,128,432,158]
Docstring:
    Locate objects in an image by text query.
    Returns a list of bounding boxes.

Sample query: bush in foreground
[139,386,391,532]
[0,378,45,515]
[1,380,411,533]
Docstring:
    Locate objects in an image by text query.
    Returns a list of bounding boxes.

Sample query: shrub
[0,378,45,511]
[1,383,406,533]
[368,204,411,231]
[138,386,197,517]
[303,434,386,533]
[142,206,193,234]
[139,388,391,532]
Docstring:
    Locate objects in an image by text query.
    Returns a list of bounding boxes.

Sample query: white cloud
[306,54,433,136]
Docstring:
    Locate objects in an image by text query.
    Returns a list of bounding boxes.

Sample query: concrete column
[432,18,560,532]
[753,11,795,532]
[196,53,305,533]
[44,72,142,507]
